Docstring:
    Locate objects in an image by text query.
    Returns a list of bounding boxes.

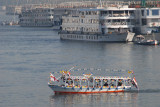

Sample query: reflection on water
[50,92,138,107]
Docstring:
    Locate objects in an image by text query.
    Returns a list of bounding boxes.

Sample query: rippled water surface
[0,13,160,107]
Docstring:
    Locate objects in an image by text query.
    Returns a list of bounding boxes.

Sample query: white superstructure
[18,2,98,28]
[59,5,136,42]
[19,8,54,27]
[133,7,160,40]
[135,8,160,34]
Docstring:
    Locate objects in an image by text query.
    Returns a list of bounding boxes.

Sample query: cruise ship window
[151,19,158,22]
[142,19,147,25]
[86,11,88,15]
[81,19,83,23]
[147,10,149,16]
[141,10,144,16]
[152,10,159,16]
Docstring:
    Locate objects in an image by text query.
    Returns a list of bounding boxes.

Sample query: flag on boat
[128,70,134,74]
[132,76,139,89]
[50,72,59,82]
[128,70,132,74]
[67,71,71,76]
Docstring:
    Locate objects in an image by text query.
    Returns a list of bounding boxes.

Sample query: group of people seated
[103,79,123,87]
[63,78,123,88]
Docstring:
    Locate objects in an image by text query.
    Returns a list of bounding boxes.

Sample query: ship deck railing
[104,14,134,17]
[102,22,132,26]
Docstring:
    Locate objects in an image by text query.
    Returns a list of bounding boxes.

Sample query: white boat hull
[48,84,132,94]
[59,32,135,42]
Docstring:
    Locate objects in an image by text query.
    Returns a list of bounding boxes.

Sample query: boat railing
[60,76,132,89]
[102,22,132,26]
[63,84,127,89]
[101,14,134,18]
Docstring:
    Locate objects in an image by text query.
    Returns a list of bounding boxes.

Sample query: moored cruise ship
[18,2,98,28]
[19,8,54,27]
[59,5,136,42]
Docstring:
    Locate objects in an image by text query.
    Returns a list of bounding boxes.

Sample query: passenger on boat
[96,83,99,87]
[61,74,65,82]
[66,81,69,86]
[70,81,73,86]
[104,82,108,86]
[110,79,115,86]
[95,79,99,88]
[118,79,123,86]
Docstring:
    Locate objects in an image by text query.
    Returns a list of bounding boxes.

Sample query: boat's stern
[126,32,135,42]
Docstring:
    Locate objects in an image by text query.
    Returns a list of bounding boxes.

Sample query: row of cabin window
[101,19,132,23]
[20,19,53,22]
[101,10,134,15]
[22,14,53,17]
[63,27,99,32]
[26,9,54,13]
[81,11,99,15]
[86,36,98,40]
[84,28,99,32]
[141,19,160,25]
[142,9,160,16]
[65,35,98,40]
[22,23,52,26]
[67,35,83,39]
[63,18,99,24]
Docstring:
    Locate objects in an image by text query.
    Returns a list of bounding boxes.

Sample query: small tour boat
[135,35,159,45]
[48,68,139,94]
[136,39,159,45]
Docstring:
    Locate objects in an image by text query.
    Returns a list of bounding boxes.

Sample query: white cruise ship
[19,8,54,27]
[59,5,136,42]
[18,2,98,28]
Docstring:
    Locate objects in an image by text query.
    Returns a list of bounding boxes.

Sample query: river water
[0,13,160,107]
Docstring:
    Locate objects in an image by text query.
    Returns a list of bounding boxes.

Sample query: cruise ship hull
[59,32,135,42]
[48,84,132,94]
